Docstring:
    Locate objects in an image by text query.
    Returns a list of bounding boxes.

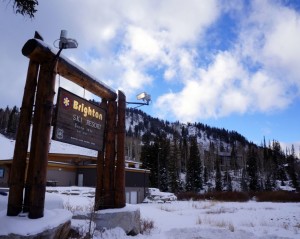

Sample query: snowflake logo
[63,97,70,107]
[56,128,64,140]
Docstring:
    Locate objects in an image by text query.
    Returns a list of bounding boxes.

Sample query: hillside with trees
[125,107,299,194]
[1,105,299,193]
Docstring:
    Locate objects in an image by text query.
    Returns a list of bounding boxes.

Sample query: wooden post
[7,61,39,216]
[7,32,41,216]
[8,33,122,218]
[103,100,117,209]
[115,91,126,208]
[27,61,56,219]
[95,99,107,210]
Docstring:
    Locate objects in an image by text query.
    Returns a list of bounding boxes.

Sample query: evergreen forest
[1,105,299,193]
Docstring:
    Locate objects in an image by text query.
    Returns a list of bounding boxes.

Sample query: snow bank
[0,209,72,236]
[0,190,70,236]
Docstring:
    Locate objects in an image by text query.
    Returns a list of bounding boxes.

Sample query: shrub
[177,191,300,202]
[254,191,300,202]
[177,191,249,202]
[140,218,155,235]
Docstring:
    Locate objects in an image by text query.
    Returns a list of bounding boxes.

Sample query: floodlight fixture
[127,92,151,108]
[136,92,151,104]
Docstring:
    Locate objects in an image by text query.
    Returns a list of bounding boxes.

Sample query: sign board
[52,87,106,151]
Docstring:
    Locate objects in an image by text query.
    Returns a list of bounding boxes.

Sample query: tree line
[126,108,299,193]
[2,105,299,193]
[0,106,20,138]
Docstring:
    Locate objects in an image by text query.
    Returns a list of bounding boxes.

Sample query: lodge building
[0,134,149,204]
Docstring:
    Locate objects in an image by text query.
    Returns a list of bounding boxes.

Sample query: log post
[8,33,123,218]
[95,99,107,210]
[103,100,117,209]
[27,61,56,219]
[115,91,126,208]
[7,32,41,216]
[7,61,39,216]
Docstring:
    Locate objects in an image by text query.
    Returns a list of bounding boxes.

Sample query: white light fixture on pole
[127,92,151,108]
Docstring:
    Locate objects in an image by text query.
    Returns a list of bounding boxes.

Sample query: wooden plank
[115,91,126,208]
[103,100,117,209]
[21,38,117,101]
[95,99,107,210]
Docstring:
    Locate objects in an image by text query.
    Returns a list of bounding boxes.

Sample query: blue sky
[0,0,300,154]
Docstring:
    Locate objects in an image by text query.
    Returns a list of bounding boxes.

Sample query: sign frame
[52,87,106,151]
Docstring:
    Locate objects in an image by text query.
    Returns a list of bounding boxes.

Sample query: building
[0,134,149,204]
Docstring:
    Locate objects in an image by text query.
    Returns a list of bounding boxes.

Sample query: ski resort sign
[53,87,106,150]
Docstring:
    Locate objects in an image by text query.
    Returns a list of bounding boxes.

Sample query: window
[0,168,4,178]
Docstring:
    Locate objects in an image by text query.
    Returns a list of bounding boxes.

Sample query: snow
[0,134,15,160]
[1,187,299,238]
[0,209,72,236]
[0,190,71,236]
[0,132,97,160]
[137,201,300,239]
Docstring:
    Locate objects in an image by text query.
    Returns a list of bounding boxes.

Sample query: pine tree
[152,132,170,190]
[230,142,237,171]
[264,174,273,191]
[186,137,202,192]
[140,131,158,187]
[203,166,208,184]
[247,147,260,191]
[272,140,287,182]
[7,106,19,136]
[0,106,10,132]
[168,139,180,193]
[215,156,222,191]
[181,126,188,172]
[286,145,299,190]
[223,168,232,191]
[0,108,5,132]
[240,168,248,191]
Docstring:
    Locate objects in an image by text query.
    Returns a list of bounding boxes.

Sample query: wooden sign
[53,87,106,151]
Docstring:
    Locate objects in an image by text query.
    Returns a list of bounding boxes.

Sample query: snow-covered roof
[0,134,15,160]
[0,133,97,160]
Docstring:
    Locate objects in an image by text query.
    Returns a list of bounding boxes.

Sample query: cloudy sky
[0,0,300,154]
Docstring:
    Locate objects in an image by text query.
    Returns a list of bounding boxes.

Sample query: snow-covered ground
[0,186,299,238]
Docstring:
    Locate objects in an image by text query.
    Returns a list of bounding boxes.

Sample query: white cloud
[248,71,291,111]
[1,0,300,124]
[238,0,300,87]
[156,51,250,122]
[155,0,300,122]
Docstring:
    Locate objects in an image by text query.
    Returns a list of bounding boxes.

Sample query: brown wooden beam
[7,32,41,216]
[21,38,117,101]
[7,61,39,216]
[95,99,107,210]
[115,91,126,208]
[102,100,117,209]
[27,61,57,219]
